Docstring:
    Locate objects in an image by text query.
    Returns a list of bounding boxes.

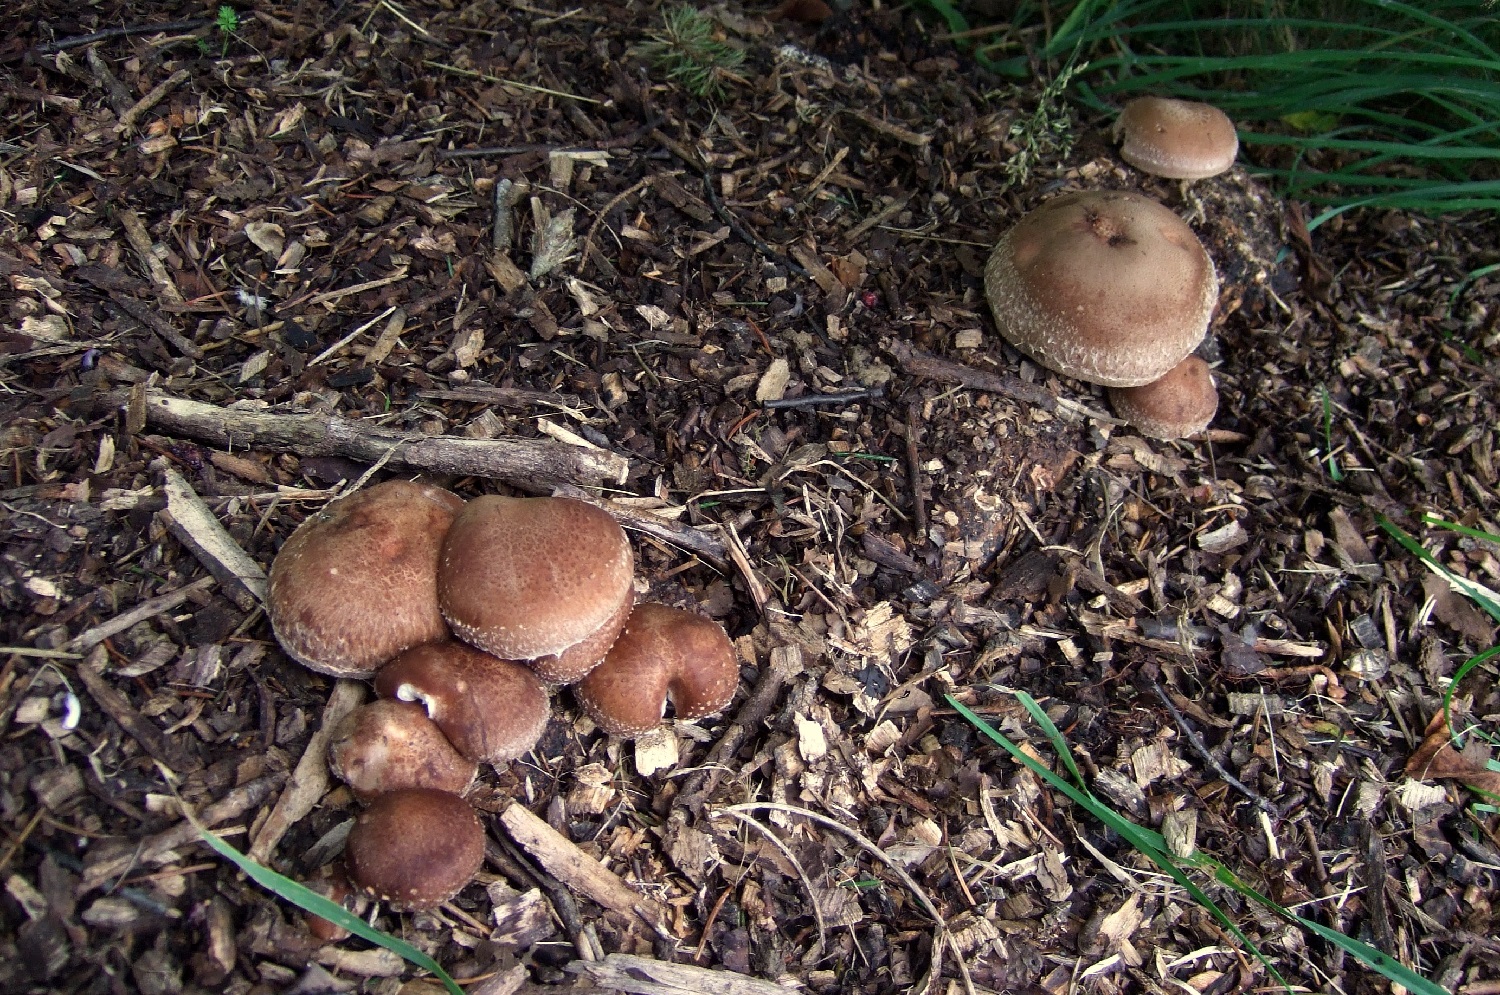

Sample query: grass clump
[950,691,1448,995]
[914,0,1500,218]
[637,6,746,99]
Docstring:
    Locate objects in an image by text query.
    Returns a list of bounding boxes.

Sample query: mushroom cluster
[984,96,1237,439]
[266,480,740,913]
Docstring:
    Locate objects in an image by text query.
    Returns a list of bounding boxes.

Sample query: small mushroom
[1108,354,1219,440]
[983,190,1218,388]
[375,641,551,765]
[343,788,485,910]
[438,496,635,683]
[1112,96,1239,180]
[267,480,465,678]
[328,699,477,800]
[575,603,738,738]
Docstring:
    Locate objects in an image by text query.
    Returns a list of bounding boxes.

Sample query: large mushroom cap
[1112,96,1239,180]
[267,480,465,678]
[1107,354,1219,440]
[575,603,738,738]
[438,496,634,682]
[343,788,484,910]
[983,190,1218,388]
[375,641,551,765]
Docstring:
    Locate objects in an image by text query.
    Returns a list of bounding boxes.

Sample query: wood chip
[499,802,667,930]
[160,466,268,610]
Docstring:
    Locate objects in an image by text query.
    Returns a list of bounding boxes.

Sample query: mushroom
[267,480,465,678]
[374,641,551,765]
[1107,354,1219,440]
[1112,96,1239,180]
[575,603,738,738]
[343,788,485,910]
[328,699,478,800]
[983,190,1218,388]
[438,496,635,684]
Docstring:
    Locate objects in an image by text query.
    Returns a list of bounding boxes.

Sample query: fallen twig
[30,19,213,55]
[100,388,630,488]
[888,339,1056,411]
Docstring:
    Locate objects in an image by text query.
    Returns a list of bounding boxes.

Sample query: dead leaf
[1407,713,1500,796]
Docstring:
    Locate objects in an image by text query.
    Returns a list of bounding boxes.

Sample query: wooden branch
[888,339,1056,411]
[107,389,630,489]
[570,953,794,995]
[500,802,667,931]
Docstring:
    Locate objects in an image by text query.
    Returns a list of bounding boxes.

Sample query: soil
[2,3,1499,995]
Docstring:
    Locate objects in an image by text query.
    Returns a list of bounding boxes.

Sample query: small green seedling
[637,6,745,100]
[216,5,239,57]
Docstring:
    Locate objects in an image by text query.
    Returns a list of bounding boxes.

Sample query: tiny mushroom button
[1108,354,1220,440]
[1112,96,1239,180]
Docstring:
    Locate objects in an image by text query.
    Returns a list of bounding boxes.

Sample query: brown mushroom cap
[1107,354,1219,440]
[343,788,484,910]
[438,496,634,682]
[575,603,738,738]
[328,699,477,800]
[983,190,1218,388]
[1112,96,1239,180]
[268,480,465,678]
[375,641,551,765]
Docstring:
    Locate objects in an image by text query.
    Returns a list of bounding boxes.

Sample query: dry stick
[714,808,827,957]
[80,771,287,890]
[248,680,365,864]
[441,115,664,159]
[115,68,190,134]
[107,388,629,488]
[489,836,598,962]
[160,466,268,610]
[1146,677,1281,818]
[761,387,883,410]
[66,574,216,653]
[676,644,802,814]
[546,484,728,569]
[32,18,213,54]
[579,173,657,276]
[499,801,669,933]
[718,801,975,995]
[905,399,929,544]
[571,953,794,995]
[75,645,195,774]
[887,339,1055,412]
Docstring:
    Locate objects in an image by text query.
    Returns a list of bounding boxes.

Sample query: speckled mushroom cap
[343,788,484,910]
[1112,96,1239,180]
[575,603,738,738]
[375,641,551,765]
[1108,354,1219,440]
[437,496,634,684]
[983,190,1219,388]
[267,480,465,678]
[328,699,477,800]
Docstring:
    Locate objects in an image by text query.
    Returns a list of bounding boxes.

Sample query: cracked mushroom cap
[375,641,551,765]
[575,603,738,738]
[268,480,465,678]
[328,699,478,801]
[983,190,1218,388]
[1112,96,1239,180]
[1108,354,1219,440]
[438,496,634,684]
[343,788,484,910]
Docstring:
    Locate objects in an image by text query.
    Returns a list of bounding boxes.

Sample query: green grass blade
[190,820,465,995]
[949,696,1288,987]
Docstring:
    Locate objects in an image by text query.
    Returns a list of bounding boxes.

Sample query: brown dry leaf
[1421,573,1498,646]
[1406,713,1500,796]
